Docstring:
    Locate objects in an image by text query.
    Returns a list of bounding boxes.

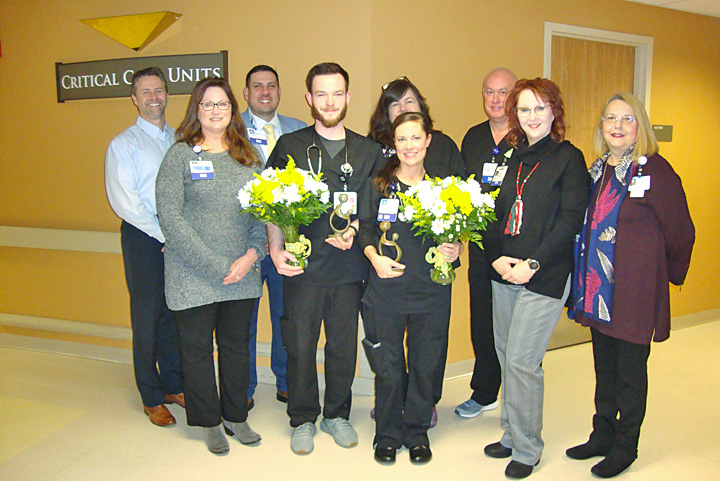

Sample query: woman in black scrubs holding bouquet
[359,112,462,465]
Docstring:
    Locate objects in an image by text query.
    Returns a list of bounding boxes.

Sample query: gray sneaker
[320,417,358,448]
[290,422,316,455]
[455,399,500,418]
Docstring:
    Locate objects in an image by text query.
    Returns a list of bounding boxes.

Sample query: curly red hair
[506,78,566,148]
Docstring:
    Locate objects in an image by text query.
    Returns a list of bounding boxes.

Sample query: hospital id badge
[377,198,400,222]
[491,165,509,186]
[482,162,498,183]
[334,191,357,215]
[189,160,215,180]
[247,128,268,146]
[628,175,651,198]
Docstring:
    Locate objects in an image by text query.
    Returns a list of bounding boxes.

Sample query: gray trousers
[492,278,570,465]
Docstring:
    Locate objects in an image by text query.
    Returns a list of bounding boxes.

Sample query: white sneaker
[455,399,499,418]
[320,417,358,448]
[290,422,316,455]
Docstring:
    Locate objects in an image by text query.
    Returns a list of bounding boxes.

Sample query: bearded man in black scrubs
[456,68,518,419]
[266,62,385,455]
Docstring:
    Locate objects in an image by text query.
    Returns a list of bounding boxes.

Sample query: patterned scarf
[568,148,637,324]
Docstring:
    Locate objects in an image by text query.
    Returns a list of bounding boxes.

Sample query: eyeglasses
[382,76,409,90]
[602,114,636,126]
[199,100,231,111]
[517,105,551,117]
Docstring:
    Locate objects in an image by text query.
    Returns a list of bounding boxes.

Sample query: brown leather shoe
[144,404,176,427]
[276,391,289,403]
[164,393,185,408]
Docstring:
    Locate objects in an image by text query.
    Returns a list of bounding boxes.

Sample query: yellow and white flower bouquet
[238,156,331,268]
[397,175,496,284]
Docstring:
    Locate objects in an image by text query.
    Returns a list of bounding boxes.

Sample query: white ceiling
[624,0,720,18]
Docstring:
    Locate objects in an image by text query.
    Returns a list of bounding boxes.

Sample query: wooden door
[552,36,635,166]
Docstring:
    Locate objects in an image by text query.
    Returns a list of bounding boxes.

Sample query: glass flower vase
[430,256,456,285]
[426,239,456,285]
[281,224,311,269]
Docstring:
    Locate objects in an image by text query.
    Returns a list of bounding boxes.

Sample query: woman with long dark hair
[369,77,465,178]
[360,111,462,465]
[156,77,266,455]
[366,77,465,427]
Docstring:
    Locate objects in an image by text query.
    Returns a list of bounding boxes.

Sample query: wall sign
[652,125,673,142]
[55,51,228,102]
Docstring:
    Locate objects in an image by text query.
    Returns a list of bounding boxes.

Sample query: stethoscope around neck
[307,130,354,190]
[306,139,323,177]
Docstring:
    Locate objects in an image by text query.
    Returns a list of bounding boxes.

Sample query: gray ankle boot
[225,420,261,445]
[204,424,230,455]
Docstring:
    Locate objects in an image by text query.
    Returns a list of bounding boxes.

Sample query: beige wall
[1,0,718,363]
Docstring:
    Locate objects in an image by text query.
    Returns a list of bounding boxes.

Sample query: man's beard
[311,103,347,128]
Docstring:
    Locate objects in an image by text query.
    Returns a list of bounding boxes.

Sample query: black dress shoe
[566,440,611,460]
[505,460,538,479]
[409,445,432,464]
[374,446,396,464]
[484,441,512,458]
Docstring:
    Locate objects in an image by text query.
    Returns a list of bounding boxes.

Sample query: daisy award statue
[378,221,402,267]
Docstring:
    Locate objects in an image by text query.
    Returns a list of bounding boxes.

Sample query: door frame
[543,22,654,112]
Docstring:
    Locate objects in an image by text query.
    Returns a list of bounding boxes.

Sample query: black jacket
[485,135,591,299]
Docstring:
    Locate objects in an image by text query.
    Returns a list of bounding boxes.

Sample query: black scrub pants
[590,328,651,454]
[174,299,255,427]
[467,242,501,405]
[120,221,183,408]
[282,281,363,427]
[363,303,450,449]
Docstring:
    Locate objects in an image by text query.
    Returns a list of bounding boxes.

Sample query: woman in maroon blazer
[567,92,695,478]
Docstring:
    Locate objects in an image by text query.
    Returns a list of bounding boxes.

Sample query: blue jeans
[247,256,288,398]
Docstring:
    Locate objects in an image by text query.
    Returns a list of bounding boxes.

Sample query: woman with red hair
[482,78,591,478]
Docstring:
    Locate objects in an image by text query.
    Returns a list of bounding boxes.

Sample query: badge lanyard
[377,181,400,222]
[189,145,215,180]
[628,155,650,198]
[484,146,512,185]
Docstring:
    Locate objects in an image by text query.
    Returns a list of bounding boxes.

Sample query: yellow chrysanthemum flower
[441,185,473,216]
[278,168,305,188]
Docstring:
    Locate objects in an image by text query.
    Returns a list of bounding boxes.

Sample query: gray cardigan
[156,142,266,311]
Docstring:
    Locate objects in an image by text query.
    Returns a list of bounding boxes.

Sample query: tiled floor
[1,321,718,480]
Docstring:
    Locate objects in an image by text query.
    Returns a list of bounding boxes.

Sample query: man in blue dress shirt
[241,65,307,409]
[105,67,184,427]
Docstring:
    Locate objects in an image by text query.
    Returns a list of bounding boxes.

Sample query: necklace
[504,161,540,236]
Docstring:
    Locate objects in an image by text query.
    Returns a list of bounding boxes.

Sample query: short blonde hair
[593,92,659,160]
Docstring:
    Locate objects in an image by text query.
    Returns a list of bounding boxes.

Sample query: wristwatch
[527,258,540,271]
